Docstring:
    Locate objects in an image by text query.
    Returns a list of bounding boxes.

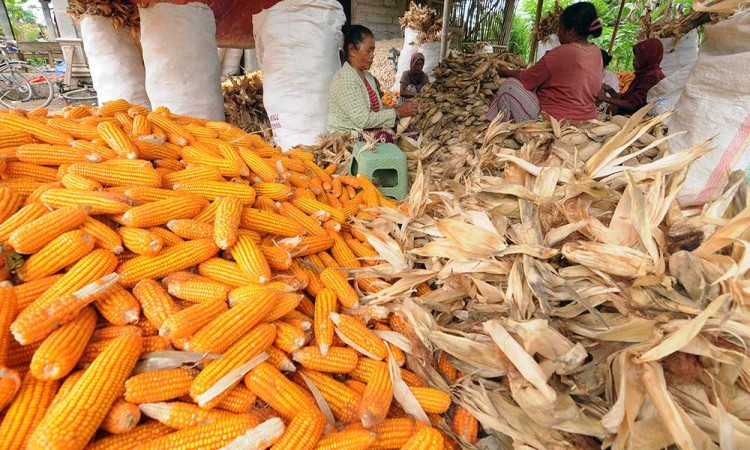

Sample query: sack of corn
[391,2,443,91]
[0,98,463,449]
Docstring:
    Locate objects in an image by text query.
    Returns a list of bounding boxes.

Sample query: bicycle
[0,40,54,109]
[57,79,97,105]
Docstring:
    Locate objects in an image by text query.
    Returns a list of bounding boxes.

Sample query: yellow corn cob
[356,360,392,428]
[186,291,278,354]
[326,230,361,269]
[29,306,97,380]
[98,99,131,117]
[198,257,256,287]
[244,362,316,421]
[0,288,16,369]
[437,352,458,383]
[192,198,220,223]
[239,148,279,182]
[97,121,139,159]
[26,331,143,450]
[114,112,134,133]
[181,143,221,159]
[86,421,173,450]
[11,252,118,345]
[190,323,276,407]
[0,128,33,147]
[40,188,132,215]
[148,226,185,247]
[131,114,150,138]
[277,202,326,236]
[269,410,326,450]
[167,218,214,240]
[174,181,256,204]
[124,187,202,204]
[0,180,48,200]
[261,293,302,322]
[168,278,230,304]
[0,367,21,411]
[227,281,299,304]
[214,196,243,250]
[188,125,219,139]
[124,368,198,404]
[213,139,251,177]
[118,196,207,229]
[17,143,101,165]
[159,298,227,340]
[0,373,60,450]
[100,398,141,434]
[270,155,307,173]
[66,160,161,187]
[162,166,224,189]
[5,161,59,182]
[320,268,359,308]
[131,279,181,329]
[47,118,99,141]
[252,182,293,201]
[240,207,305,237]
[216,384,257,414]
[409,387,451,414]
[0,114,74,145]
[70,139,118,159]
[60,173,102,191]
[280,235,335,258]
[301,266,324,298]
[139,414,261,450]
[12,274,62,310]
[94,284,142,326]
[326,192,343,209]
[452,406,478,444]
[253,195,277,212]
[17,230,94,282]
[297,368,361,424]
[126,105,150,117]
[0,188,22,225]
[0,201,48,247]
[146,112,195,146]
[313,288,338,356]
[399,426,444,450]
[91,325,141,341]
[349,358,424,388]
[293,346,358,374]
[315,429,376,450]
[118,239,219,287]
[344,379,366,395]
[118,227,163,256]
[230,234,272,285]
[78,335,167,369]
[260,244,292,270]
[264,346,295,373]
[153,158,185,172]
[291,194,346,224]
[273,321,307,353]
[288,172,313,188]
[62,105,92,120]
[139,401,238,430]
[345,238,379,266]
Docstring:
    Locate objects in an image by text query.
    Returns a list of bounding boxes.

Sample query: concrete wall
[352,0,408,41]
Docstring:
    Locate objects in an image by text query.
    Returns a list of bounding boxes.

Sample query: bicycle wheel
[1,62,54,108]
[61,87,97,103]
[0,65,33,107]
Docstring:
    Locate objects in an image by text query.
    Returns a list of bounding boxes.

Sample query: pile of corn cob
[0,100,465,449]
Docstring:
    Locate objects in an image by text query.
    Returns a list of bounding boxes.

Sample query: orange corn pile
[0,101,471,450]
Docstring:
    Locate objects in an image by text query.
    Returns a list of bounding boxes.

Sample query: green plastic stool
[348,142,409,201]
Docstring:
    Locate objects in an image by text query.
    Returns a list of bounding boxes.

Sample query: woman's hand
[396,101,419,118]
[497,65,510,77]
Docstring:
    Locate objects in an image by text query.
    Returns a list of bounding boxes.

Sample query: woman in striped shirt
[327,25,418,135]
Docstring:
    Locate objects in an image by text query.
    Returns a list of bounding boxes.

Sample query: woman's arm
[498,66,522,79]
[598,96,636,114]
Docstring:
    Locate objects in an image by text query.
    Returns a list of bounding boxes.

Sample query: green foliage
[25,57,46,67]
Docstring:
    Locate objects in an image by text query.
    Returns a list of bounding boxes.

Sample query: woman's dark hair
[341,25,374,65]
[601,49,612,67]
[561,2,602,38]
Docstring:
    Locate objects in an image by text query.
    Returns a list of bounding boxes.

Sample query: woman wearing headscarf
[400,52,429,99]
[328,25,418,135]
[598,38,665,114]
[488,2,604,124]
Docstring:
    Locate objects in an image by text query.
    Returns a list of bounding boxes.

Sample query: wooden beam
[440,0,451,60]
[528,0,545,63]
[499,0,518,47]
[608,0,627,53]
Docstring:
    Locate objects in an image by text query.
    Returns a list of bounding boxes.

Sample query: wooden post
[528,0,545,63]
[0,0,15,40]
[440,0,451,60]
[499,0,517,47]
[608,0,627,53]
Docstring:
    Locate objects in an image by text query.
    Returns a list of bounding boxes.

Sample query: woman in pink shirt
[489,2,603,124]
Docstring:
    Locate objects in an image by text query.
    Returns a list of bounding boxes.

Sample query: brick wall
[352,0,408,40]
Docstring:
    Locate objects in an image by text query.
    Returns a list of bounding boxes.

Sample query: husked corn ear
[17,230,94,282]
[138,414,261,450]
[174,181,256,204]
[409,387,451,414]
[298,368,361,424]
[356,360,392,428]
[124,368,198,404]
[117,239,219,287]
[244,362,317,421]
[291,193,346,224]
[66,160,161,188]
[0,114,74,145]
[261,293,302,322]
[94,284,141,326]
[168,278,230,304]
[118,227,163,256]
[162,166,224,189]
[239,148,279,182]
[100,399,141,434]
[240,207,305,237]
[273,321,307,353]
[167,218,214,240]
[400,426,444,450]
[40,189,133,215]
[230,234,272,285]
[216,384,257,414]
[139,401,238,430]
[0,202,48,247]
[146,112,196,146]
[29,306,97,381]
[159,298,227,340]
[118,196,207,228]
[0,368,21,415]
[98,99,130,117]
[293,346,358,373]
[268,409,326,450]
[148,226,184,246]
[0,372,60,450]
[260,244,292,270]
[97,121,139,159]
[6,161,59,182]
[17,143,100,165]
[60,173,102,191]
[315,429,376,450]
[214,196,243,250]
[320,268,359,308]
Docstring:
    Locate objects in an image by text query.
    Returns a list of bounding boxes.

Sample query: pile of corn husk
[67,0,139,30]
[535,1,564,41]
[640,10,714,38]
[403,52,525,150]
[352,107,750,448]
[400,1,442,44]
[221,71,271,140]
[371,38,402,89]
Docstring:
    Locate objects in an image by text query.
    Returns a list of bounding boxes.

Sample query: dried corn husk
[67,0,139,30]
[399,2,442,44]
[348,104,750,448]
[221,71,271,140]
[535,1,564,41]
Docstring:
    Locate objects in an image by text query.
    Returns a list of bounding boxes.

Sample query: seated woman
[400,52,429,99]
[598,38,665,114]
[488,2,603,124]
[327,25,418,136]
[599,49,619,112]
